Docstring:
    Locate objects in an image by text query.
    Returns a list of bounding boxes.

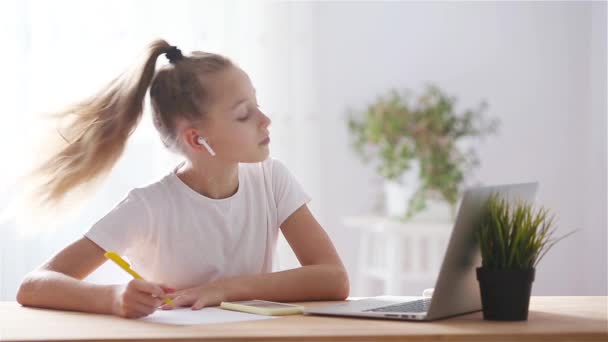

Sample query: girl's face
[182,66,272,163]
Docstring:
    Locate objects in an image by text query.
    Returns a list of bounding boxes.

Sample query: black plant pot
[476,267,535,321]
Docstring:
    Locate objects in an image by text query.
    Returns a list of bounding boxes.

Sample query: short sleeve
[271,159,312,226]
[84,189,151,255]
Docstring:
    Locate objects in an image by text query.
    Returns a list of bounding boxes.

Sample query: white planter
[383,160,420,218]
[383,159,455,223]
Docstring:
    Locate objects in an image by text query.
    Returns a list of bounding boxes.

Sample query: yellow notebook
[220,300,304,316]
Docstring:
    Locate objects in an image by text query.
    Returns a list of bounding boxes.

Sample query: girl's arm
[17,237,115,313]
[164,205,350,309]
[16,237,169,318]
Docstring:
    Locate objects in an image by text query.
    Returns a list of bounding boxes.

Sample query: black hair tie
[165,46,183,64]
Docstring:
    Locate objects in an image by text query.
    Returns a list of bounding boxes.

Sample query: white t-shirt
[85,158,311,290]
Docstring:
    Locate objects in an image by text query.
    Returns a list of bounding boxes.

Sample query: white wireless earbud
[197,136,216,156]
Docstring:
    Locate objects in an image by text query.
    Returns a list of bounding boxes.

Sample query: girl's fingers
[128,301,156,317]
[168,293,193,308]
[133,291,163,308]
[192,298,207,310]
[160,284,176,294]
[131,279,164,297]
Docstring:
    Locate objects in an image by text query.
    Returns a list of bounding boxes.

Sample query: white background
[0,0,605,300]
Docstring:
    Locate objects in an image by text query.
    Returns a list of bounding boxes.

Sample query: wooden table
[1,297,606,341]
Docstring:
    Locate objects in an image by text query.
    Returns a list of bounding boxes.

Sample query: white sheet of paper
[139,307,278,325]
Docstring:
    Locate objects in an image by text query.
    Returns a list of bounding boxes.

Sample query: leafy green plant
[347,84,499,219]
[476,193,575,270]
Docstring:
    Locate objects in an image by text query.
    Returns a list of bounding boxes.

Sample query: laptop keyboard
[365,298,432,313]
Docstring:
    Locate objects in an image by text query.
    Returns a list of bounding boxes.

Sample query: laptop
[304,182,539,321]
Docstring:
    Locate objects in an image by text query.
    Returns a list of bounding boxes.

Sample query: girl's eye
[238,105,260,121]
[238,110,253,121]
[237,104,260,122]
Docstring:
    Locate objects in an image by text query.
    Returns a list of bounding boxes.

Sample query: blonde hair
[11,39,232,225]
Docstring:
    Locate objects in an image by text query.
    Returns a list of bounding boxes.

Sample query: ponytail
[28,39,172,210]
[2,39,233,232]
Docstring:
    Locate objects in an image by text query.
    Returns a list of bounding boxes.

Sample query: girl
[16,39,349,319]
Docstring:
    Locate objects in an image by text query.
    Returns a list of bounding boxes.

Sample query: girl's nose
[259,111,271,128]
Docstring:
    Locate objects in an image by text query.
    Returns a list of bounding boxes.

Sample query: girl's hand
[161,283,226,310]
[110,279,175,318]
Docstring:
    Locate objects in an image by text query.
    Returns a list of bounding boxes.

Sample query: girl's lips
[259,137,270,145]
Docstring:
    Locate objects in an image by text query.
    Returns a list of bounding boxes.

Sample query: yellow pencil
[104,251,175,306]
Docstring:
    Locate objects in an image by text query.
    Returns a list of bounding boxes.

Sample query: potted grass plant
[475,193,574,321]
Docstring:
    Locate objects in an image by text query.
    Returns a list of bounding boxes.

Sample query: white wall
[585,0,607,295]
[309,1,606,295]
